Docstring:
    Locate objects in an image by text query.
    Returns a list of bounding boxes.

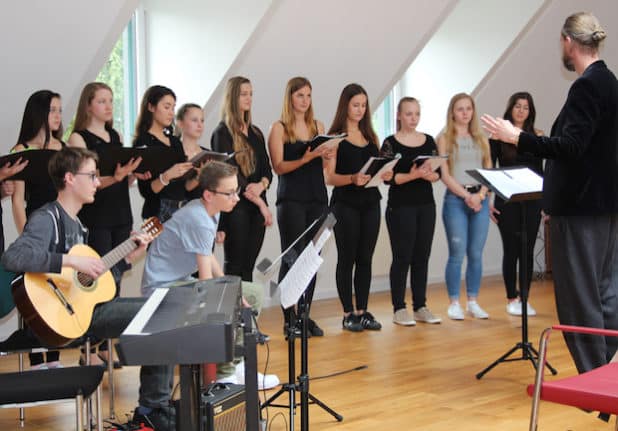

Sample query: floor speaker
[202,383,246,431]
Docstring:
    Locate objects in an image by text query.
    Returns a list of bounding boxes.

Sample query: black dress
[211,122,273,281]
[276,135,328,320]
[76,128,132,292]
[133,132,187,222]
[331,139,381,314]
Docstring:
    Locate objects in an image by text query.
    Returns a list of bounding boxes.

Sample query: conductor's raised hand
[481,114,521,145]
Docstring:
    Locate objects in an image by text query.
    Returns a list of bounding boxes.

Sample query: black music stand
[465,168,558,379]
[258,213,342,431]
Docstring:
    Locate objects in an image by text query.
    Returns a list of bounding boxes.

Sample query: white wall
[475,0,618,133]
[141,0,273,109]
[0,0,139,149]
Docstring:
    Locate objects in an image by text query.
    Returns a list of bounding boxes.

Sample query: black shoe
[133,405,176,431]
[342,314,363,332]
[359,312,382,330]
[283,322,309,340]
[308,318,324,336]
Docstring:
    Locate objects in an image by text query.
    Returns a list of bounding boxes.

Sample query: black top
[381,134,437,207]
[23,142,66,217]
[133,132,187,219]
[490,137,543,206]
[276,139,327,206]
[77,129,133,228]
[210,121,272,203]
[518,60,618,216]
[330,139,381,208]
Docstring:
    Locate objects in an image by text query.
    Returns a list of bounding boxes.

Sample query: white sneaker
[466,301,489,319]
[46,361,63,369]
[447,303,465,320]
[234,363,280,390]
[393,308,416,326]
[506,300,537,316]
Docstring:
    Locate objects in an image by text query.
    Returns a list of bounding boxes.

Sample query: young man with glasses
[136,160,279,428]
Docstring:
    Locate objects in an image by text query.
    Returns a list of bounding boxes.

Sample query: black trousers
[551,214,618,374]
[332,201,380,313]
[494,199,542,299]
[223,200,266,282]
[277,200,327,322]
[386,203,436,312]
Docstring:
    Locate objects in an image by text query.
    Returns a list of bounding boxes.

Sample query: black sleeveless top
[23,142,66,217]
[133,132,187,219]
[77,128,133,228]
[276,137,327,206]
[382,134,437,208]
[330,139,381,208]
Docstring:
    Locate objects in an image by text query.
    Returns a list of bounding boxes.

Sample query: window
[372,89,395,144]
[64,15,138,144]
[96,16,138,143]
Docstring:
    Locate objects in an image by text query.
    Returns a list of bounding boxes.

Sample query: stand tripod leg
[527,344,558,375]
[307,393,343,421]
[476,344,522,379]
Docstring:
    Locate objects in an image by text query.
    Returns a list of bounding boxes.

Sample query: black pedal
[202,383,246,431]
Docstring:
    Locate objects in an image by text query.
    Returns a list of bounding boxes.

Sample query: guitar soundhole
[76,272,95,290]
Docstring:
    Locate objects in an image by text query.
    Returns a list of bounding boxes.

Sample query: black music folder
[96,146,185,176]
[306,133,347,150]
[466,167,543,202]
[0,149,57,183]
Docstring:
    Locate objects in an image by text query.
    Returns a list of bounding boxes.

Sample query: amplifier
[202,383,246,431]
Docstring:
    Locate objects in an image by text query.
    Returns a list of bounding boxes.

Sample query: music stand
[465,168,558,379]
[258,213,343,431]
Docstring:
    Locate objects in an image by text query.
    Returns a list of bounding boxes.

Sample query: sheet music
[279,242,323,308]
[364,158,399,188]
[477,168,542,199]
[314,228,331,251]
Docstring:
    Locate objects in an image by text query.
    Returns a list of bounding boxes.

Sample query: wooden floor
[1,275,615,430]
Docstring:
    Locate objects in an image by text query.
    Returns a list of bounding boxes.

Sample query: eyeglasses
[75,172,99,182]
[209,188,241,199]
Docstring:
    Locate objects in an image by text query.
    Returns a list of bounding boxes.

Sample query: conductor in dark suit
[482,12,618,374]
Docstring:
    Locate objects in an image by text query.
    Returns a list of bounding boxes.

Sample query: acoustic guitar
[12,217,163,346]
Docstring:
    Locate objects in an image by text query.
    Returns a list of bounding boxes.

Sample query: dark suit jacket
[518,60,618,216]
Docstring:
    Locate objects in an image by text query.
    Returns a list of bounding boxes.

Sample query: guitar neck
[101,238,138,270]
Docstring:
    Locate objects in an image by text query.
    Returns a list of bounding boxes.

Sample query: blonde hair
[280,77,317,143]
[73,82,113,132]
[221,76,255,177]
[562,12,607,53]
[443,93,490,171]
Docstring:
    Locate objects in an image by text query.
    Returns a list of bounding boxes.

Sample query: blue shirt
[141,199,219,293]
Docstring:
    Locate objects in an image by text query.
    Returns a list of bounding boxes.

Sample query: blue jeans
[442,190,490,299]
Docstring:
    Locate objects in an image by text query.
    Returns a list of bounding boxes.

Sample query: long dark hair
[328,83,379,148]
[503,91,537,134]
[134,85,176,139]
[16,90,63,149]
